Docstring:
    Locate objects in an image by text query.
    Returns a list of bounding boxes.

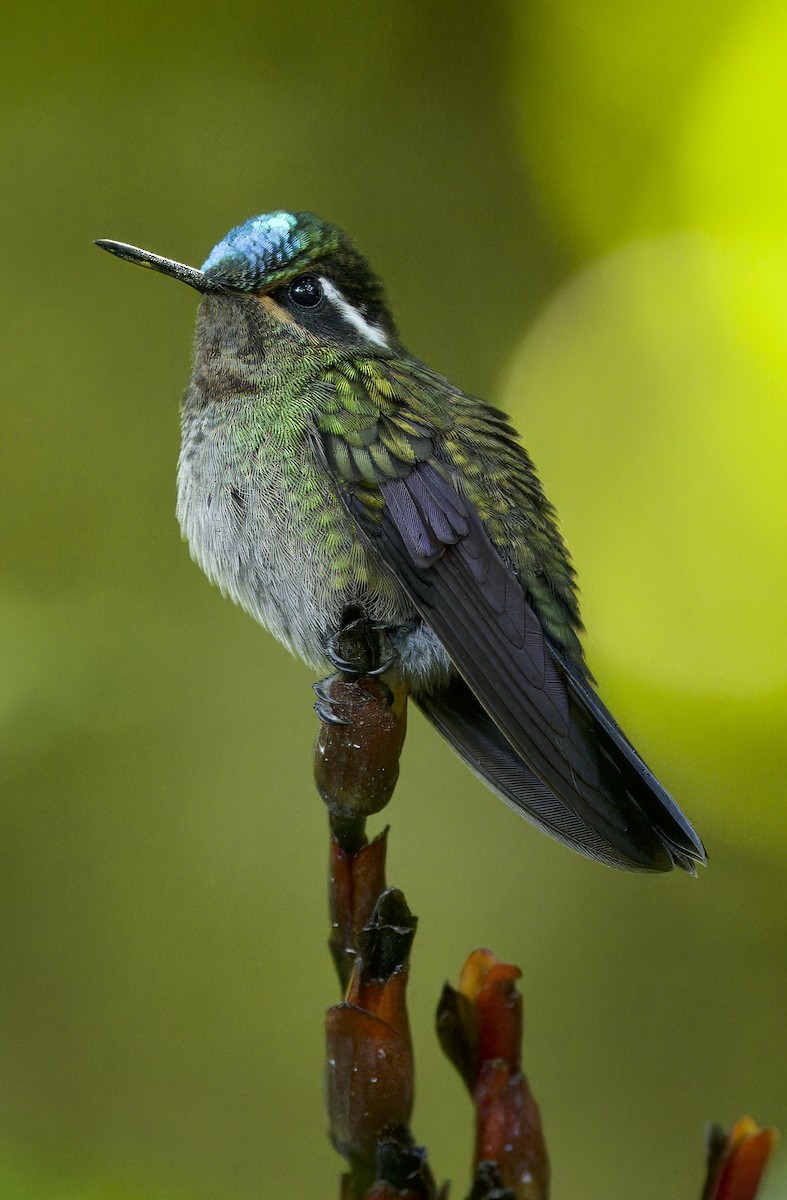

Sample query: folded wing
[362,462,705,873]
[315,360,706,873]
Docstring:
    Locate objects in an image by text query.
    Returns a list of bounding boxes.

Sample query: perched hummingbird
[96,211,706,874]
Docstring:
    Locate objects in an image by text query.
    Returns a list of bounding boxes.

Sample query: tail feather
[416,674,706,874]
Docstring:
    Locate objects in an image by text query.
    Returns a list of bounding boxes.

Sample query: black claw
[367,654,396,677]
[325,645,362,676]
[314,698,348,726]
[313,678,350,726]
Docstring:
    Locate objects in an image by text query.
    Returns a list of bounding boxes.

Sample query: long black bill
[94,240,226,293]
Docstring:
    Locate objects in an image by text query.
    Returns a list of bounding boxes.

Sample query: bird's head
[96,211,399,354]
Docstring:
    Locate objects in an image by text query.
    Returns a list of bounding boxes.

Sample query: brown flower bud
[314,676,407,822]
[326,891,416,1168]
[329,828,389,993]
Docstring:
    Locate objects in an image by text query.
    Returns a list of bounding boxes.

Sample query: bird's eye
[288,274,324,309]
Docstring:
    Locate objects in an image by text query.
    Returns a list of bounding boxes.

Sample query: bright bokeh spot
[507,0,787,861]
[680,0,787,376]
[503,234,787,699]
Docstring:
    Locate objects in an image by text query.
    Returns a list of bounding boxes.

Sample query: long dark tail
[415,673,706,874]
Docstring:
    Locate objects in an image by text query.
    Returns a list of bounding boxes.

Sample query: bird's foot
[313,673,395,726]
[324,606,396,679]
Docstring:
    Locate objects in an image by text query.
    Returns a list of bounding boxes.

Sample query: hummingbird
[96,211,706,874]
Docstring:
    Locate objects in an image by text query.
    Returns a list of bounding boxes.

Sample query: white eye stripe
[319,278,389,350]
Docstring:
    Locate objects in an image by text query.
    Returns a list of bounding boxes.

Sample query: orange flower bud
[703,1117,779,1200]
[438,949,549,1200]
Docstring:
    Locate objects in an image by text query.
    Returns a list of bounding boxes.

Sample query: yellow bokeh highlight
[680,0,787,239]
[680,0,787,376]
[507,0,787,862]
[504,233,786,698]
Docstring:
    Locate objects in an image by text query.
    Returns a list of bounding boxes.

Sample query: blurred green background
[2,1,785,1196]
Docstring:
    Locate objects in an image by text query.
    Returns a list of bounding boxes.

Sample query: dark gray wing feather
[354,462,705,873]
[415,676,664,871]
